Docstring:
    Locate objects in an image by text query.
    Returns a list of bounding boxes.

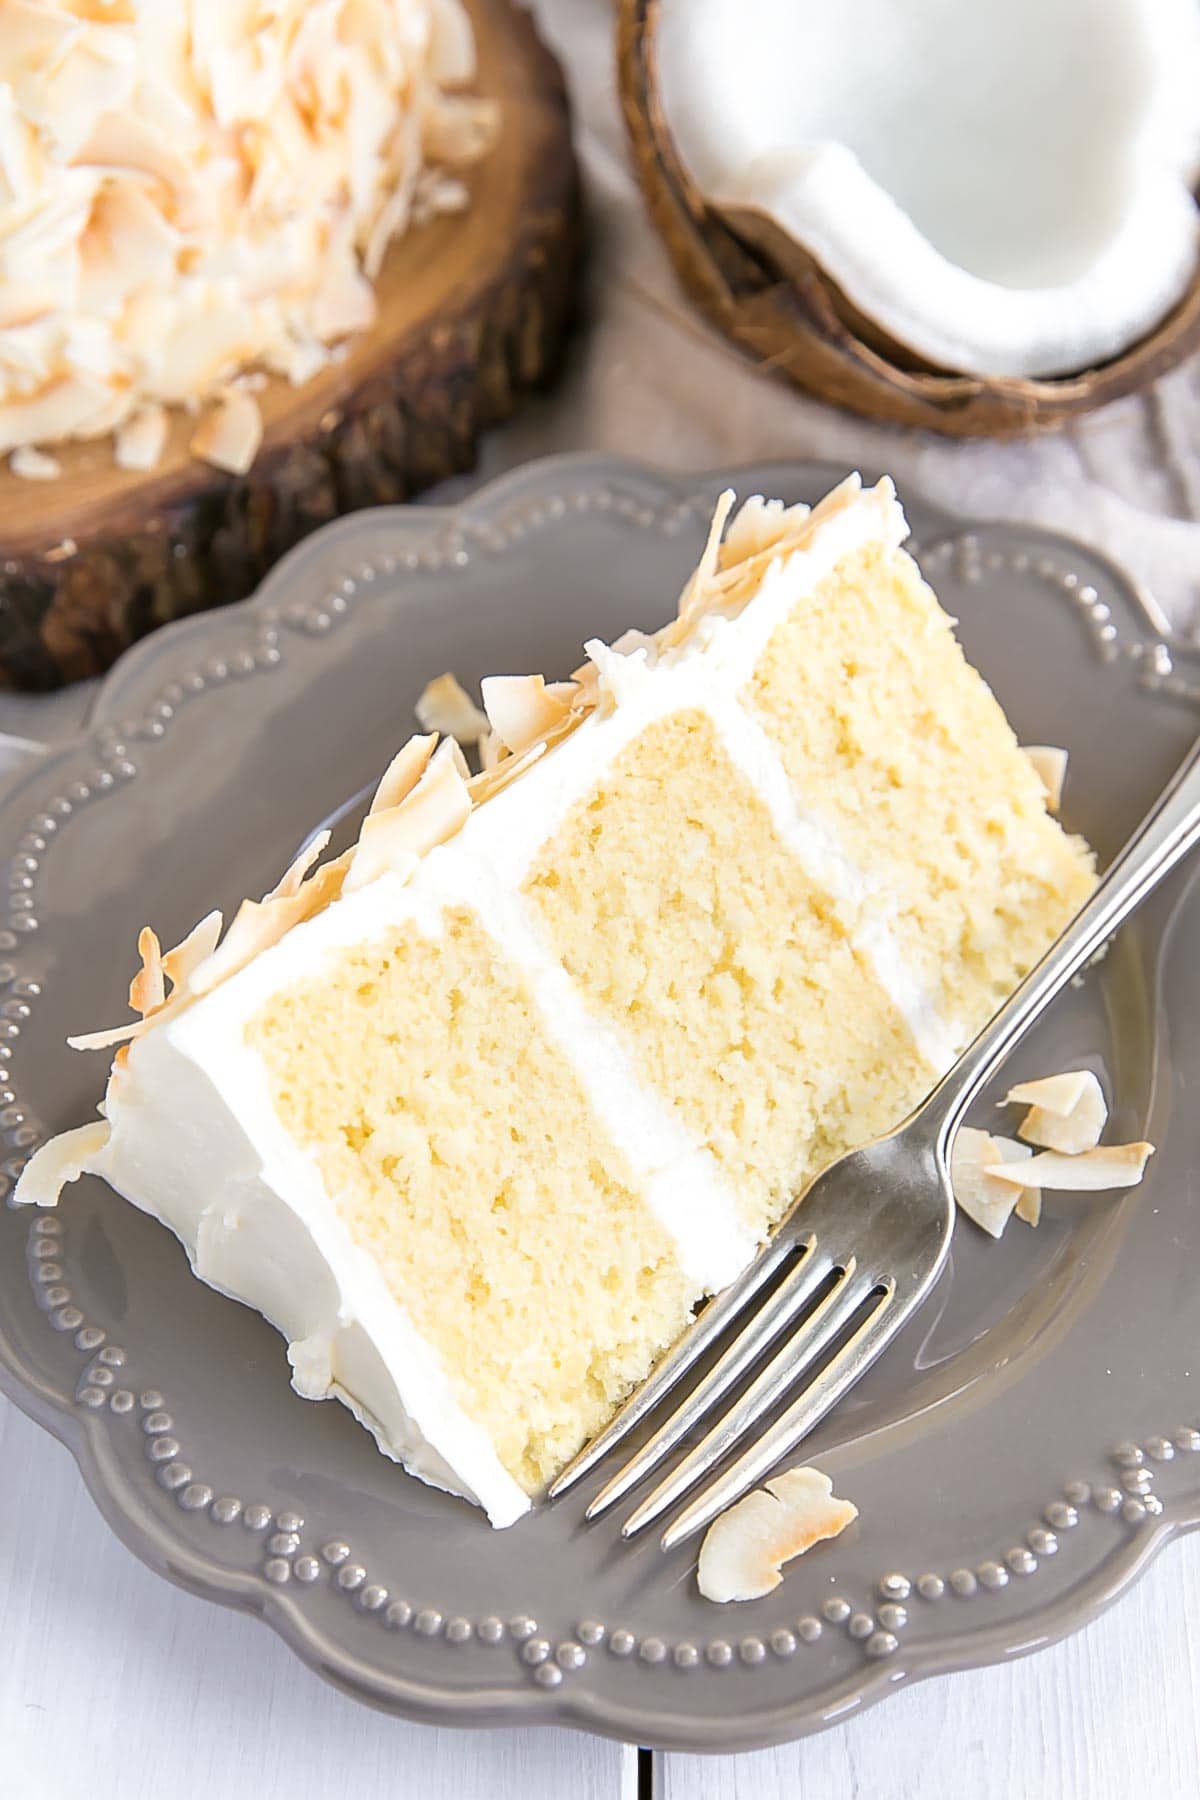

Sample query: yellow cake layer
[248,908,697,1493]
[524,707,934,1239]
[745,543,1096,1045]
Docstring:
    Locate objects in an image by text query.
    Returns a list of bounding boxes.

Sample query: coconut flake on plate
[697,1466,858,1603]
[993,1135,1042,1228]
[13,1120,110,1209]
[950,1126,1022,1239]
[1025,747,1069,813]
[1008,1069,1108,1155]
[986,1142,1155,1192]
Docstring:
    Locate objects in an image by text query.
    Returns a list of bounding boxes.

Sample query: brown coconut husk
[618,0,1200,439]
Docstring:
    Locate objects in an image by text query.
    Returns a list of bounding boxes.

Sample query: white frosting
[18,476,958,1526]
[92,969,532,1528]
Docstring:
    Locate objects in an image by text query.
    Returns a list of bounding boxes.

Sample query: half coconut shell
[618,0,1200,438]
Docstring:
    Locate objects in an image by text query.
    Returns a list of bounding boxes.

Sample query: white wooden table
[6,0,1200,1792]
[4,1396,1199,1799]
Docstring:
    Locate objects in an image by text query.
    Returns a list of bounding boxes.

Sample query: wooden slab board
[0,0,580,689]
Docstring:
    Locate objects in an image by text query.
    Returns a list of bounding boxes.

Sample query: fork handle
[922,732,1200,1156]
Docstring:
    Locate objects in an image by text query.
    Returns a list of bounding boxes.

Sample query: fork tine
[584,1241,836,1520]
[547,1231,800,1499]
[659,1282,897,1550]
[621,1263,875,1539]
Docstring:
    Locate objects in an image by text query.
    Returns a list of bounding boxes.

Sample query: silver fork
[549,734,1200,1550]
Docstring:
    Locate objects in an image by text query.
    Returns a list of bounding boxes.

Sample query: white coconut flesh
[657,0,1200,377]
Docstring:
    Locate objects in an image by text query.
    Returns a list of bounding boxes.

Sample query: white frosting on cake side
[90,972,533,1528]
[16,476,962,1525]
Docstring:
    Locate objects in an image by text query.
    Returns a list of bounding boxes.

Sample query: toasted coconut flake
[544,680,580,707]
[114,404,167,471]
[697,1466,858,1603]
[709,478,862,609]
[346,737,472,893]
[415,672,489,745]
[70,932,196,1049]
[478,728,503,773]
[991,1134,1041,1227]
[128,925,164,1017]
[369,733,437,816]
[191,893,316,1000]
[91,839,345,1029]
[422,94,500,168]
[10,444,61,480]
[1005,1070,1095,1116]
[720,494,811,565]
[0,374,115,456]
[480,673,573,756]
[189,840,342,1000]
[190,390,262,476]
[160,909,222,992]
[268,830,330,902]
[679,487,735,618]
[79,181,177,307]
[1015,1185,1042,1227]
[1013,1069,1107,1155]
[950,1126,1020,1239]
[311,256,377,341]
[466,736,548,805]
[68,1018,149,1052]
[12,1121,109,1208]
[428,0,479,82]
[72,111,191,190]
[987,1142,1154,1191]
[1025,746,1069,813]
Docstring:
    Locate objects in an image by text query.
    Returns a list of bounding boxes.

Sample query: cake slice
[16,476,1095,1527]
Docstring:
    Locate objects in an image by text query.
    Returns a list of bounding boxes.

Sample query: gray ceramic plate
[2,455,1199,1753]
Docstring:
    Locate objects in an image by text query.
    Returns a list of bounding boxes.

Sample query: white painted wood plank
[0,1396,622,1800]
[658,1533,1200,1800]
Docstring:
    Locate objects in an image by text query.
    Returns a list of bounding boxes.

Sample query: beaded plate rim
[1,452,1199,1753]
